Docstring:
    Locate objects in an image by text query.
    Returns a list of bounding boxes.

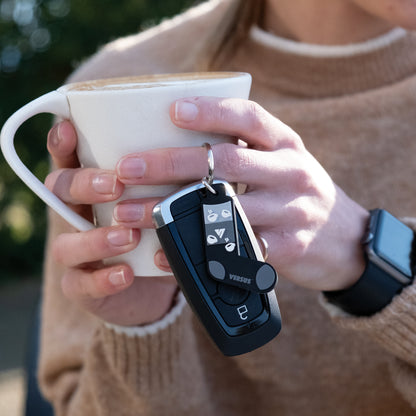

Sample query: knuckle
[72,169,93,203]
[87,227,118,258]
[46,169,72,201]
[84,230,100,254]
[215,99,229,125]
[217,144,256,179]
[281,128,304,150]
[162,149,183,179]
[87,269,108,299]
[286,204,311,226]
[280,230,310,263]
[70,169,93,200]
[292,167,315,194]
[218,144,242,177]
[44,172,56,191]
[245,100,269,134]
[67,175,81,201]
[291,132,304,149]
[207,97,236,125]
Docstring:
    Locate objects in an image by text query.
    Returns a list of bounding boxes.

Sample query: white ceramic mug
[1,72,252,276]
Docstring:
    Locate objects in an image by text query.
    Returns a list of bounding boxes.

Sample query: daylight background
[0,0,201,280]
[0,1,201,414]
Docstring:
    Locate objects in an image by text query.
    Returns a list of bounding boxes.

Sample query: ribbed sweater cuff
[104,292,186,337]
[100,293,192,395]
[320,283,416,366]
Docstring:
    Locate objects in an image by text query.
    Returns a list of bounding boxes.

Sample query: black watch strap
[323,260,404,316]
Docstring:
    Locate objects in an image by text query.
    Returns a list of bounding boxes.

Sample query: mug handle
[1,91,94,231]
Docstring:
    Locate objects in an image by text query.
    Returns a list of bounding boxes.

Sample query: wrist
[324,209,415,316]
[102,277,179,327]
[322,205,369,292]
[104,291,186,337]
[136,281,179,326]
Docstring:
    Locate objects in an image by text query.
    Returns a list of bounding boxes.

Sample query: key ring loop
[203,142,214,184]
[256,234,270,261]
[202,143,217,194]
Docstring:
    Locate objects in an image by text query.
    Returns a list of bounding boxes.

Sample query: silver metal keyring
[202,142,214,184]
[257,234,270,261]
[202,143,216,194]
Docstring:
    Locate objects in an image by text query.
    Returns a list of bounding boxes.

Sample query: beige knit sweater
[39,1,416,415]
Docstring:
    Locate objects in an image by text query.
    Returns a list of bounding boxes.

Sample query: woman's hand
[115,97,370,292]
[45,120,178,326]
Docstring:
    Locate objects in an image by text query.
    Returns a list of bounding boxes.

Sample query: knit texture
[39,1,416,414]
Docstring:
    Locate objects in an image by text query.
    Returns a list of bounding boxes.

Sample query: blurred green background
[0,0,201,282]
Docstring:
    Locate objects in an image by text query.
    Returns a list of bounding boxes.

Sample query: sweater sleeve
[319,216,416,409]
[320,277,416,410]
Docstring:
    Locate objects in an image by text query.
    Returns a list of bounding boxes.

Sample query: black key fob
[152,180,281,356]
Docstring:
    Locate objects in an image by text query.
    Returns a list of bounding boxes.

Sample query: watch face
[373,210,416,279]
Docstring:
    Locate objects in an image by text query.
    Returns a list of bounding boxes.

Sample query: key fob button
[217,284,249,305]
[214,293,263,326]
[256,264,277,291]
[208,260,226,280]
[195,263,218,296]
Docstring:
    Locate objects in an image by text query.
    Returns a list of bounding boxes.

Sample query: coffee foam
[66,72,243,92]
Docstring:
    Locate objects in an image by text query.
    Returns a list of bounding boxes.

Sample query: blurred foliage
[0,0,201,281]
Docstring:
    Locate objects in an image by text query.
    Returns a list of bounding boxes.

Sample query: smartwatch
[324,209,415,316]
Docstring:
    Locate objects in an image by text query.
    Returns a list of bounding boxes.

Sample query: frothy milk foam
[66,72,240,91]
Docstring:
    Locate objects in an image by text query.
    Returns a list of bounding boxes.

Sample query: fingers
[55,228,176,324]
[45,167,124,205]
[113,197,160,228]
[116,146,206,186]
[61,264,135,300]
[53,226,140,300]
[117,145,246,186]
[111,185,301,230]
[47,120,79,169]
[52,226,140,268]
[170,97,303,151]
[154,249,172,273]
[116,96,306,187]
[116,143,315,191]
[61,270,178,326]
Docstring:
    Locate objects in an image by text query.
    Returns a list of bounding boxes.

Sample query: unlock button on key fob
[214,292,264,327]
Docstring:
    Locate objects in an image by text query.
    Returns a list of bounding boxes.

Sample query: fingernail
[109,269,127,286]
[157,253,170,269]
[174,100,198,122]
[117,157,146,179]
[107,228,133,246]
[92,173,117,195]
[50,124,62,148]
[114,203,145,223]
